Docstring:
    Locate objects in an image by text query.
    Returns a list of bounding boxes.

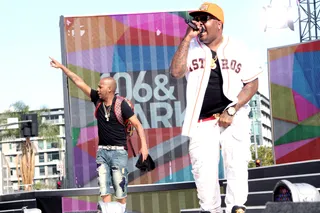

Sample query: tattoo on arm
[236,79,259,110]
[170,38,191,78]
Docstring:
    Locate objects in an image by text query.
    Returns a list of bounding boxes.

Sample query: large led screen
[61,12,226,187]
[269,40,320,164]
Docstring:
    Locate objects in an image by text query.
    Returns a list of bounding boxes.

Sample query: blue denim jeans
[96,148,128,199]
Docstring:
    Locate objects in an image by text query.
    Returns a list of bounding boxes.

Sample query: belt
[98,145,125,150]
[198,113,220,123]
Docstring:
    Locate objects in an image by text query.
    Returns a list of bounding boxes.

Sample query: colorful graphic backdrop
[269,40,320,164]
[61,12,225,187]
[62,189,198,213]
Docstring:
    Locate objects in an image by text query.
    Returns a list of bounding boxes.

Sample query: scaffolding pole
[298,0,320,42]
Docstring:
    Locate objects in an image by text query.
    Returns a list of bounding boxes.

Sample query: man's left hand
[140,146,149,162]
[218,111,234,128]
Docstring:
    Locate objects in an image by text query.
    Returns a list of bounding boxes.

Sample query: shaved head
[100,77,117,93]
[97,77,117,101]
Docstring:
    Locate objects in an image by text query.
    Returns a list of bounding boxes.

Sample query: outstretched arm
[49,57,91,97]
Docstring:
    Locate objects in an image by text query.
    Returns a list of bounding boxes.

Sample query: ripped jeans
[96,148,128,199]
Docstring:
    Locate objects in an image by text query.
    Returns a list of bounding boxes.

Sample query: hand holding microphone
[185,19,205,33]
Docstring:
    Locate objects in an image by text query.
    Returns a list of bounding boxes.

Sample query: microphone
[185,19,205,33]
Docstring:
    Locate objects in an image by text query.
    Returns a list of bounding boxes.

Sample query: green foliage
[248,145,275,168]
[0,128,20,140]
[39,123,60,142]
[37,106,60,142]
[33,181,56,190]
[33,181,44,190]
[0,101,60,142]
[10,101,30,114]
[0,101,27,140]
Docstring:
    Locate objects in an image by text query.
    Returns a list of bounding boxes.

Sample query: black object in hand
[135,154,155,172]
[185,19,204,33]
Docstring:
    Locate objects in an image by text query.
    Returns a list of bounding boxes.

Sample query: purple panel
[270,54,294,88]
[274,138,315,159]
[62,197,97,212]
[78,126,98,145]
[74,146,97,187]
[111,13,186,38]
[67,46,114,74]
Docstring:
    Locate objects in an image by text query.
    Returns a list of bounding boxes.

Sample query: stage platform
[0,160,319,213]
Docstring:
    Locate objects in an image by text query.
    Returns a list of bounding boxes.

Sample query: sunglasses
[193,15,218,23]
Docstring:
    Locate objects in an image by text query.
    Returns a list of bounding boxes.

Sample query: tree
[0,101,60,191]
[0,101,29,140]
[33,181,57,190]
[248,145,275,168]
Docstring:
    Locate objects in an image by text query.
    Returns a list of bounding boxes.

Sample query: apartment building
[249,92,273,147]
[0,108,65,191]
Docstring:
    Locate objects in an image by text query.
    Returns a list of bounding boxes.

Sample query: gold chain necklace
[211,55,218,69]
[103,103,111,121]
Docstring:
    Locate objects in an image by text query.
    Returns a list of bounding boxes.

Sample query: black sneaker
[231,205,246,213]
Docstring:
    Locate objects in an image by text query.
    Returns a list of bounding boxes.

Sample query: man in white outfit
[170,2,262,213]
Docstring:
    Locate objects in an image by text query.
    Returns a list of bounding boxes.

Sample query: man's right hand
[169,21,199,79]
[49,57,64,69]
[184,21,201,41]
[48,56,91,97]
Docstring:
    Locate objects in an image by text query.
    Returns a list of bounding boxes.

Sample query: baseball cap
[189,2,224,24]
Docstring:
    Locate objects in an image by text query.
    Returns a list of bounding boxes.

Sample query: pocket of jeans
[114,150,128,167]
[231,126,250,141]
[96,148,104,163]
[233,142,252,164]
[223,140,251,168]
[231,113,250,141]
[117,150,128,156]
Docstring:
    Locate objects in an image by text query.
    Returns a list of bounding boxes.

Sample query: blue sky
[0,0,300,112]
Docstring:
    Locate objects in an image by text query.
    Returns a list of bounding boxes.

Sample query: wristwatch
[226,106,236,116]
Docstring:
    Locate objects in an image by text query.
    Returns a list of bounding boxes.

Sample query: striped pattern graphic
[62,188,198,213]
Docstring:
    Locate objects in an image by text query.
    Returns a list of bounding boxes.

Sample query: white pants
[189,108,251,213]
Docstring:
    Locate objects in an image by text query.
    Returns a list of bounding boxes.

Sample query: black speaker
[263,202,320,213]
[20,113,38,137]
